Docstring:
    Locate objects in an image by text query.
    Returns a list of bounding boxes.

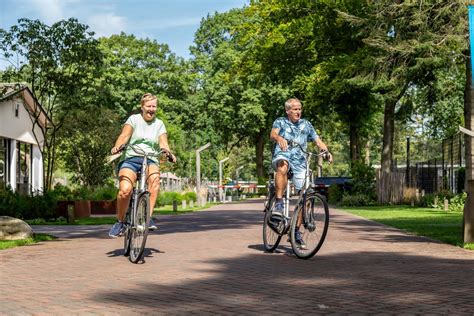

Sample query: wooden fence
[376,171,405,204]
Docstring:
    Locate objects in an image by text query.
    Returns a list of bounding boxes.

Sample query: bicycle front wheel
[129,192,150,263]
[123,210,131,257]
[290,193,329,259]
[263,195,282,252]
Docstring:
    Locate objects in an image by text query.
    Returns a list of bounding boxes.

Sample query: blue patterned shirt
[272,117,318,172]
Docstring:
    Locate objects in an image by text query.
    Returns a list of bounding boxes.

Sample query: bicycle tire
[290,193,329,259]
[129,192,150,263]
[123,211,131,257]
[263,194,282,252]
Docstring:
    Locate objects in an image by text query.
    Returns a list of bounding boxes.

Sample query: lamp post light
[196,143,211,207]
[236,165,245,185]
[219,157,230,202]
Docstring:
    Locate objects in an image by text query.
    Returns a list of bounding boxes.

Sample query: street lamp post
[196,143,211,207]
[236,165,245,185]
[219,157,230,202]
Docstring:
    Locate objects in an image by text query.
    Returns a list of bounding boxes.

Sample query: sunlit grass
[340,205,471,249]
[0,234,56,250]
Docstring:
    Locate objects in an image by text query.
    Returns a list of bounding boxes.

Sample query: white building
[0,84,50,194]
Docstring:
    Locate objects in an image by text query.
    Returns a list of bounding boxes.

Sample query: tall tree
[98,33,192,177]
[238,0,380,166]
[191,9,289,180]
[0,18,103,189]
[343,1,467,173]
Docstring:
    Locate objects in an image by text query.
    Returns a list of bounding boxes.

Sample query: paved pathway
[1,199,473,315]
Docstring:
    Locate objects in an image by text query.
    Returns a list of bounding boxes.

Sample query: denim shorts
[271,157,305,190]
[117,156,157,174]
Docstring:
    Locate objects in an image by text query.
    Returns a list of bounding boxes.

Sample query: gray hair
[284,98,301,110]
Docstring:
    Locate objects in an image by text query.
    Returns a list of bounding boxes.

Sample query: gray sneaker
[294,229,307,249]
[272,202,284,216]
[148,218,157,231]
[108,221,124,238]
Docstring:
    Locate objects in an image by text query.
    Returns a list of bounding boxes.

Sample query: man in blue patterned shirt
[270,98,332,247]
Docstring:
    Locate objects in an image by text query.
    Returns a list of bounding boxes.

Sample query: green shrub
[0,187,57,220]
[350,162,376,199]
[328,184,344,204]
[50,183,74,201]
[448,192,466,212]
[182,192,197,202]
[158,192,182,206]
[419,193,438,208]
[341,193,376,207]
[89,185,118,200]
[419,190,455,209]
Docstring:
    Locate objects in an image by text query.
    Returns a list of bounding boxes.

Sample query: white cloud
[152,17,202,30]
[87,13,126,38]
[30,0,64,25]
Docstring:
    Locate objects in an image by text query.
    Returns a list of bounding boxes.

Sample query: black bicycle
[263,142,330,259]
[112,144,171,263]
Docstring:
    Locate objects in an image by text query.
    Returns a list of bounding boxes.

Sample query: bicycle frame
[280,144,323,219]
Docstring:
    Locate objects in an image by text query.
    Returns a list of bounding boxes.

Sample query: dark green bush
[0,186,57,220]
[418,190,458,209]
[328,184,344,204]
[51,184,118,201]
[350,162,376,199]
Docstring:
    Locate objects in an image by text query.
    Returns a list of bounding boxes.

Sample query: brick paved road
[1,199,473,315]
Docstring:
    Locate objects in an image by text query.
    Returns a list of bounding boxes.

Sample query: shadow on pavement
[92,250,474,314]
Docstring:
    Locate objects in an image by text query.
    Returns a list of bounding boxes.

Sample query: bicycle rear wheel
[129,192,150,263]
[290,193,329,259]
[263,195,282,252]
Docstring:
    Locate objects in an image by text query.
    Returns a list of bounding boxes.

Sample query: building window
[16,141,31,194]
[15,103,20,117]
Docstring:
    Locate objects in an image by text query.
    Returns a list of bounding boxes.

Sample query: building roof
[0,83,52,129]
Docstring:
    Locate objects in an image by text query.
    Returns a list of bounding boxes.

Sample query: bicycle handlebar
[120,144,175,162]
[287,140,331,161]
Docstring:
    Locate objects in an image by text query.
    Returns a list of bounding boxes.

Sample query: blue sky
[0,0,248,64]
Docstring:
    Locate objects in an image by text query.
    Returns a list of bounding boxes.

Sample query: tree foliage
[0,18,103,189]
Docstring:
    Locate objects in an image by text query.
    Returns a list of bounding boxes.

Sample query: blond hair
[140,93,158,106]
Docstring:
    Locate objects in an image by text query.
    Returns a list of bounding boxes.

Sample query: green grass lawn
[0,234,56,250]
[340,205,473,250]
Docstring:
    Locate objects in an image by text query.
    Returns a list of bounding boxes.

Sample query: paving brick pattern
[1,199,473,315]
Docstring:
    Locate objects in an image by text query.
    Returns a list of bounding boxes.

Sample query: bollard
[182,200,187,210]
[242,194,246,200]
[213,196,217,203]
[173,200,178,212]
[227,196,232,202]
[67,204,75,224]
[190,200,194,208]
[444,199,449,211]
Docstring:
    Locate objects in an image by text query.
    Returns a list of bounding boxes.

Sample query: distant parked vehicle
[313,177,352,198]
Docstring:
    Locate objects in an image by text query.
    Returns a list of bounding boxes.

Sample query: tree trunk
[381,100,396,173]
[349,124,360,164]
[364,139,371,165]
[464,53,474,244]
[255,130,266,182]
